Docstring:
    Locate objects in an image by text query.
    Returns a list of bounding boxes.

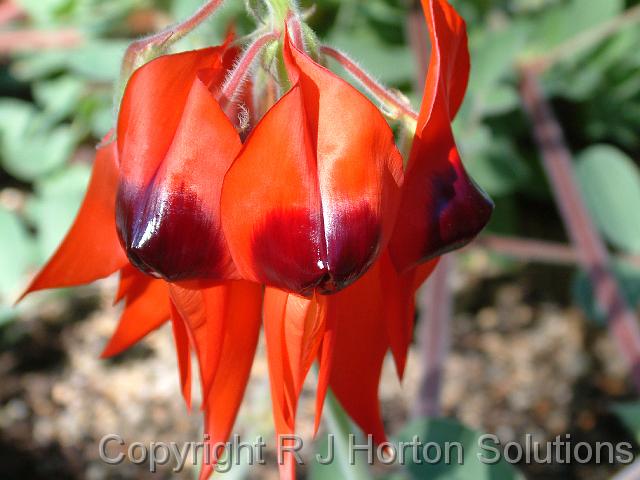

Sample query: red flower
[221,31,404,296]
[21,40,265,477]
[116,43,241,281]
[291,0,493,458]
[20,1,492,479]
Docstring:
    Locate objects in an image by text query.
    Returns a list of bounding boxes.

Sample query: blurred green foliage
[2,0,640,475]
[1,0,640,315]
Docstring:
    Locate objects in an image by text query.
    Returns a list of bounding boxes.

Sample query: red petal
[21,140,127,298]
[168,282,224,404]
[263,287,325,479]
[116,47,241,282]
[313,296,333,435]
[222,34,403,296]
[326,262,388,444]
[389,0,493,273]
[172,281,262,480]
[381,253,438,378]
[170,301,193,409]
[101,265,171,358]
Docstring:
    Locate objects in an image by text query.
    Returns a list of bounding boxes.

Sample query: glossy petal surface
[116,47,241,282]
[222,35,403,296]
[22,141,127,297]
[389,0,493,273]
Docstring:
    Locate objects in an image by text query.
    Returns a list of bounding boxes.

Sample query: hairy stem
[121,0,225,77]
[320,45,418,121]
[219,31,279,109]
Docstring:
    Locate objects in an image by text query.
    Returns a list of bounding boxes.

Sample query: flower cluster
[21,0,493,478]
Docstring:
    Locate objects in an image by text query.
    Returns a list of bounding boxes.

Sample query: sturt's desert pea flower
[308,0,493,457]
[19,0,492,478]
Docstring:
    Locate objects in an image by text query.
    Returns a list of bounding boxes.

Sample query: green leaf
[27,163,91,261]
[457,126,531,197]
[327,27,415,85]
[397,418,521,480]
[65,40,128,82]
[33,75,85,123]
[612,402,640,444]
[0,99,77,181]
[479,85,520,116]
[0,207,35,305]
[468,23,528,95]
[16,0,72,25]
[526,0,624,56]
[310,391,371,480]
[575,145,640,253]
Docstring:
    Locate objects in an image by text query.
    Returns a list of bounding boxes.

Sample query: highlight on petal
[21,140,128,299]
[263,287,326,479]
[222,33,403,296]
[116,46,242,282]
[169,281,263,479]
[389,0,493,274]
[101,265,171,358]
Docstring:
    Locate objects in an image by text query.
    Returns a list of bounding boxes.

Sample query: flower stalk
[320,45,419,121]
[219,31,280,110]
[120,0,226,80]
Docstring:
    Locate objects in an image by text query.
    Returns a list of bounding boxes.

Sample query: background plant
[2,0,640,478]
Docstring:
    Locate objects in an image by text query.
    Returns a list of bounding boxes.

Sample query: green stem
[264,0,293,24]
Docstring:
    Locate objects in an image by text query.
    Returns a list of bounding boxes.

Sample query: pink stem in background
[520,69,640,393]
[320,45,419,121]
[414,255,454,418]
[406,4,430,94]
[473,234,640,268]
[0,29,82,53]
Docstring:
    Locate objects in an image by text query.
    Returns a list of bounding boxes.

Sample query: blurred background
[1,0,640,478]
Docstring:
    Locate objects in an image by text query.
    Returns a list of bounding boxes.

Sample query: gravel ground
[0,262,637,479]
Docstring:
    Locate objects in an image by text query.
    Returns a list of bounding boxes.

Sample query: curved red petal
[100,265,171,358]
[192,281,263,479]
[389,0,493,273]
[170,302,193,409]
[263,287,325,479]
[169,282,224,405]
[326,262,388,444]
[381,253,438,378]
[313,296,333,435]
[169,281,263,405]
[222,34,403,296]
[21,141,127,299]
[116,47,241,282]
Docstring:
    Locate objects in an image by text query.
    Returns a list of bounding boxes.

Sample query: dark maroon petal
[117,182,234,282]
[250,205,381,295]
